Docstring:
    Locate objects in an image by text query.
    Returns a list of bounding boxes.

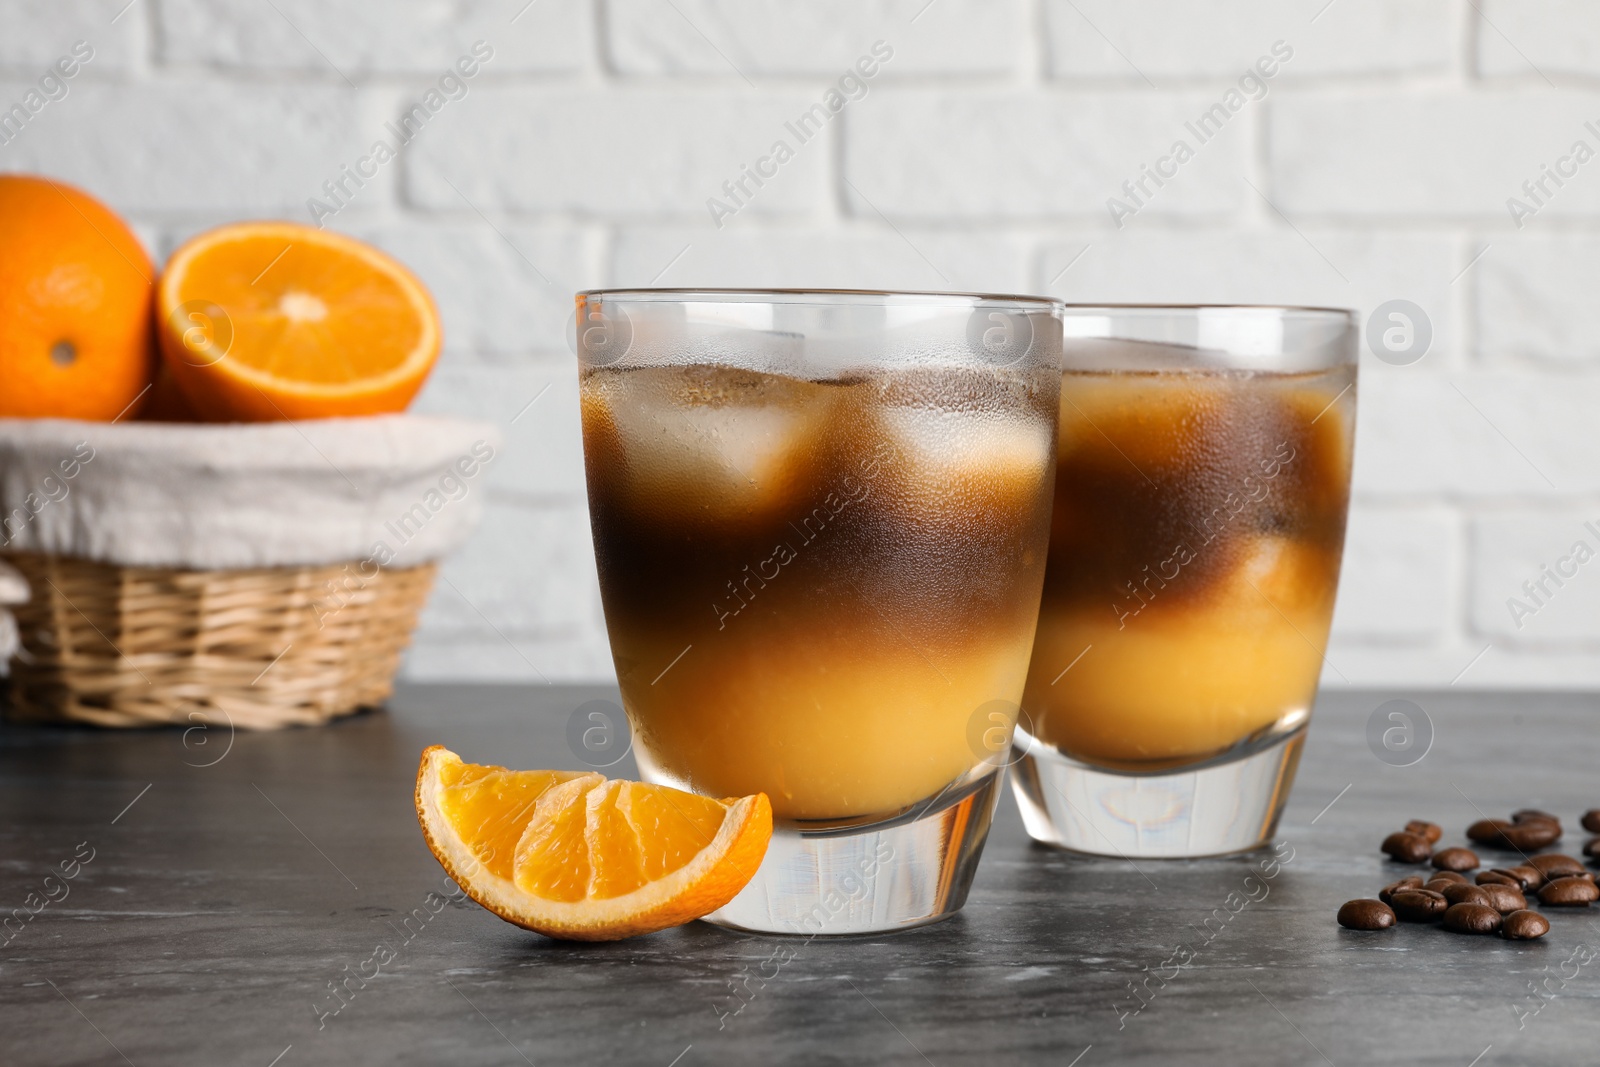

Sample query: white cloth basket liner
[0,415,501,571]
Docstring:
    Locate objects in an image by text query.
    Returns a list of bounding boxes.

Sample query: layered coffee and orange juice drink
[582,361,1057,821]
[1022,364,1355,770]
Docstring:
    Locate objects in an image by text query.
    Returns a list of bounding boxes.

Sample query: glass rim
[576,287,1058,308]
[1056,303,1355,322]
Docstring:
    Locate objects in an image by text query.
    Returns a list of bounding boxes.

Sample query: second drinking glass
[1014,305,1357,857]
[575,289,1062,934]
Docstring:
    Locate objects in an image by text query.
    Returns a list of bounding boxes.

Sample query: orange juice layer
[1025,539,1336,765]
[621,628,1031,821]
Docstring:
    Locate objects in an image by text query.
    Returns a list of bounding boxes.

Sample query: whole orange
[0,175,156,420]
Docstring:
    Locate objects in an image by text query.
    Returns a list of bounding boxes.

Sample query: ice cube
[592,366,829,521]
[880,407,1051,484]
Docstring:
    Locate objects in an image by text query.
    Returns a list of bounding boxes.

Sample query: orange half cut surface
[157,221,440,420]
[415,746,772,941]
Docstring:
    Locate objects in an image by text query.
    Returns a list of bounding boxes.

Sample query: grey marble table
[2,685,1597,1066]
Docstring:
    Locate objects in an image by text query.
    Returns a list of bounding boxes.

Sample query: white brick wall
[1477,1,1600,78]
[0,1,144,73]
[408,89,832,218]
[847,89,1251,219]
[157,0,589,74]
[7,0,1600,689]
[1041,0,1458,79]
[1269,92,1600,218]
[0,81,368,213]
[606,0,1023,76]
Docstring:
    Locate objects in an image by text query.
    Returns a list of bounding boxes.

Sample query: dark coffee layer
[1043,367,1354,614]
[583,363,1059,647]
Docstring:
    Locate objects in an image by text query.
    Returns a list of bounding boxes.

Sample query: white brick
[1478,1,1600,79]
[156,0,588,75]
[1043,0,1453,80]
[1329,507,1455,643]
[606,0,1020,76]
[407,90,826,218]
[1037,230,1459,360]
[1356,373,1600,498]
[1270,92,1600,218]
[348,224,594,358]
[1476,236,1600,366]
[847,91,1248,220]
[417,499,602,638]
[0,2,142,74]
[611,227,1030,293]
[1470,511,1600,643]
[0,82,364,214]
[413,362,588,500]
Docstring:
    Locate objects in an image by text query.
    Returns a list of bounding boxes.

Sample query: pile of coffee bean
[1338,809,1600,941]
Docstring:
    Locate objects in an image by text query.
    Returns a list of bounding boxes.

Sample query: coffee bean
[1382,831,1432,864]
[1390,888,1449,922]
[1468,817,1559,850]
[1432,847,1479,872]
[1338,899,1397,930]
[1405,820,1443,844]
[1504,865,1544,890]
[1512,809,1562,829]
[1380,876,1424,905]
[1582,810,1600,834]
[1426,870,1468,885]
[1538,876,1600,907]
[1584,838,1600,859]
[1529,854,1585,878]
[1476,870,1518,887]
[1501,909,1551,940]
[1441,883,1489,906]
[1479,883,1527,914]
[1443,902,1502,935]
[1505,822,1561,850]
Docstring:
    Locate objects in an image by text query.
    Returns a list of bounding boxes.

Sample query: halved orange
[156,222,440,421]
[415,746,772,941]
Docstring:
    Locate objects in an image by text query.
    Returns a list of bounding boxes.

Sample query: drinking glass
[574,289,1061,933]
[1013,305,1356,857]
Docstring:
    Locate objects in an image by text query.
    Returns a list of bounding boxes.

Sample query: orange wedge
[157,221,440,421]
[415,746,772,941]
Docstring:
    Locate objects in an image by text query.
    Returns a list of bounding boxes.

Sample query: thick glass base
[703,770,1003,935]
[1010,726,1305,858]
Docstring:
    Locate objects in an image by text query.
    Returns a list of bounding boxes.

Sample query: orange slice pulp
[414,746,773,941]
[157,221,440,420]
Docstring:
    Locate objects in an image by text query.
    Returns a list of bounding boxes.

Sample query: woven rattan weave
[2,553,434,729]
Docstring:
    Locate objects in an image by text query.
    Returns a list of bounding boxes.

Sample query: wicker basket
[3,553,436,730]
